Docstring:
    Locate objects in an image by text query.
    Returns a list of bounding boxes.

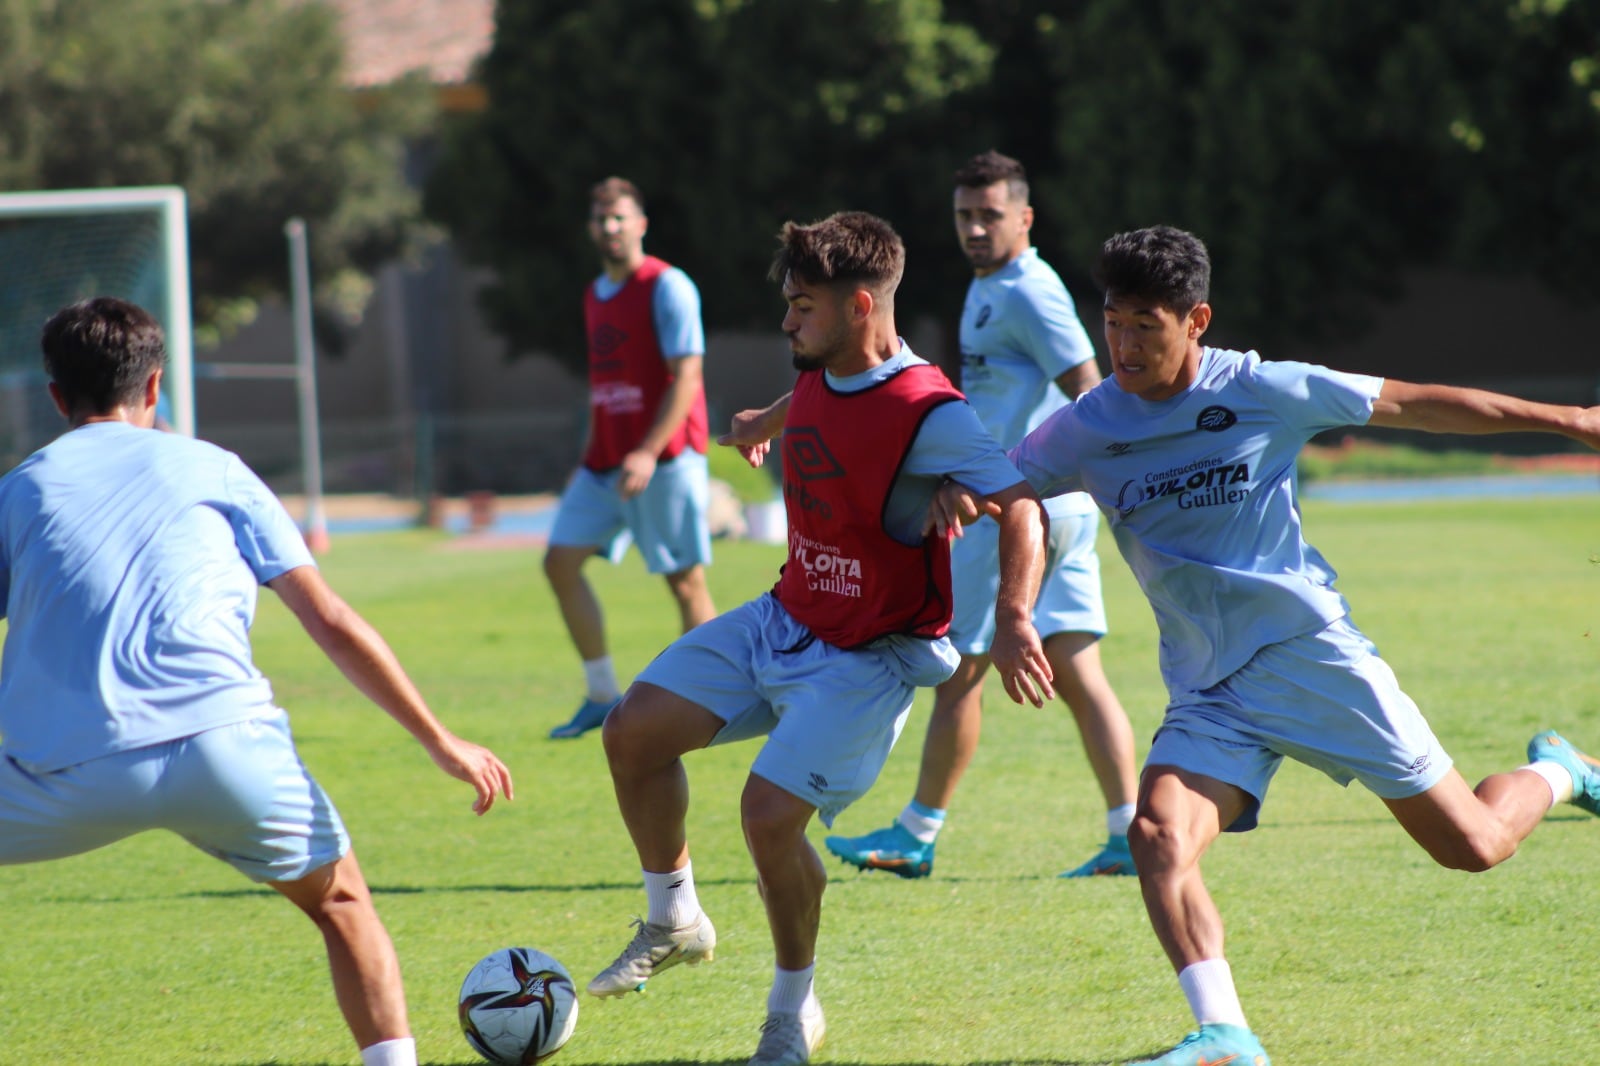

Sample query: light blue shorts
[636,594,955,826]
[548,451,712,575]
[1146,615,1453,832]
[948,507,1107,655]
[0,709,349,883]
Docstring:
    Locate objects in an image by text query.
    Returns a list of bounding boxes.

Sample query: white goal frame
[0,186,194,436]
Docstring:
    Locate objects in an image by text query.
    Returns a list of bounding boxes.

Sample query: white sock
[1524,761,1574,805]
[360,1037,417,1066]
[768,963,815,1014]
[583,656,621,703]
[644,862,701,928]
[896,800,945,844]
[1106,803,1135,839]
[1177,958,1248,1028]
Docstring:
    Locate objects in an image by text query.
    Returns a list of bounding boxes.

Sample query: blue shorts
[0,710,349,883]
[548,451,712,575]
[1146,616,1453,832]
[948,507,1107,655]
[636,594,957,826]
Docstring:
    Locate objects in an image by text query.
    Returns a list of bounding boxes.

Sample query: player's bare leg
[915,655,990,810]
[1050,631,1140,877]
[542,544,607,661]
[1383,766,1555,871]
[273,850,407,1051]
[664,563,717,634]
[742,775,826,969]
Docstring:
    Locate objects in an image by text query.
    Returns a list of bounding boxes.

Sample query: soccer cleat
[548,696,618,739]
[1130,1022,1270,1065]
[748,999,826,1066]
[1060,834,1138,878]
[1528,730,1600,815]
[586,913,716,997]
[822,823,934,879]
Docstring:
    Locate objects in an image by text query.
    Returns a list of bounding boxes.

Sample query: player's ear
[850,286,874,322]
[144,368,163,410]
[1187,303,1212,339]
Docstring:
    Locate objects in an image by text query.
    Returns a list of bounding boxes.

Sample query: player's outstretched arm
[921,478,1002,539]
[986,479,1053,708]
[267,565,514,814]
[1370,380,1600,449]
[717,391,792,468]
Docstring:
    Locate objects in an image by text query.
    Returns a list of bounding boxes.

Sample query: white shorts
[947,507,1107,656]
[1146,615,1453,831]
[548,451,712,574]
[636,594,957,826]
[0,709,349,883]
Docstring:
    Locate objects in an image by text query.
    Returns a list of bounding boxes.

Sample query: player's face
[1102,293,1210,401]
[781,273,854,372]
[588,196,647,267]
[953,181,1032,277]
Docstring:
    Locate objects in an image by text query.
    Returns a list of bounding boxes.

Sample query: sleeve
[1251,359,1384,436]
[901,400,1028,494]
[651,268,706,359]
[223,456,317,584]
[1007,405,1085,500]
[1012,277,1095,379]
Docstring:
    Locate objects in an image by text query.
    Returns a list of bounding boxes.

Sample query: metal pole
[285,218,329,552]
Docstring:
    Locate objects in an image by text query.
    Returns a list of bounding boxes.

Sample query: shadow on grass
[238,1060,1132,1066]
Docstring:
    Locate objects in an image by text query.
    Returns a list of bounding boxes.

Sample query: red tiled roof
[328,0,494,88]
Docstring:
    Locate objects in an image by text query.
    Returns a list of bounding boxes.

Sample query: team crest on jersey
[1196,405,1237,432]
[974,305,992,328]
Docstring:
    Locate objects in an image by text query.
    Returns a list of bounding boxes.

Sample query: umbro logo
[783,427,845,481]
[974,305,992,328]
[1196,405,1237,432]
[807,771,829,790]
[1408,754,1432,774]
[591,323,628,358]
[1105,442,1132,456]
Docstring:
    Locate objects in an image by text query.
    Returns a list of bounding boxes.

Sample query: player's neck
[602,251,646,285]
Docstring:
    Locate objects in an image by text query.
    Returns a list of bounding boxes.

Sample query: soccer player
[824,150,1140,880]
[586,211,1053,1066]
[933,225,1600,1065]
[0,298,514,1066]
[544,176,716,739]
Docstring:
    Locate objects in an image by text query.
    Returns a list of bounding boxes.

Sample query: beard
[791,352,825,372]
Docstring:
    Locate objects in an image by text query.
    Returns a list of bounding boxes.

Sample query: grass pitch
[0,494,1597,1064]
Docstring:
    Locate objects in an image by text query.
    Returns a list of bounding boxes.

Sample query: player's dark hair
[953,149,1029,204]
[1092,226,1211,314]
[768,211,905,299]
[590,176,644,213]
[40,297,167,415]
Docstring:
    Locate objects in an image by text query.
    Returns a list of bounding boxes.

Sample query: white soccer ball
[458,947,580,1065]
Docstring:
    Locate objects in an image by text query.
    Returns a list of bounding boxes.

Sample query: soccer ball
[458,947,580,1065]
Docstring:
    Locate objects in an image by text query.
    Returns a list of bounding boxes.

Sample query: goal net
[0,187,193,471]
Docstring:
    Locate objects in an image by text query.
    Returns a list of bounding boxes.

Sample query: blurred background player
[825,150,1140,879]
[544,176,716,739]
[0,298,513,1066]
[585,212,1052,1066]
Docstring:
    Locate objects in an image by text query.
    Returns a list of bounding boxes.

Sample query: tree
[0,0,435,345]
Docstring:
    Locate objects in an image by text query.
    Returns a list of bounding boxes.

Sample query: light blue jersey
[0,423,314,772]
[592,264,704,358]
[959,247,1097,520]
[1011,347,1384,694]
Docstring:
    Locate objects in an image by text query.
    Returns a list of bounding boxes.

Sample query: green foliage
[0,0,436,345]
[1297,439,1503,482]
[1,501,1599,1062]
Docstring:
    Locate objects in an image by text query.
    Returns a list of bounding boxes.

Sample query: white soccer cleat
[748,998,826,1066]
[586,913,716,997]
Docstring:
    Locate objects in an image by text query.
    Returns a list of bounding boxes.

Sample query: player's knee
[739,780,811,854]
[1127,812,1194,872]
[1431,829,1514,873]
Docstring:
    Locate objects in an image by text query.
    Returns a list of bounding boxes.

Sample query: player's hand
[922,479,1002,539]
[988,617,1053,707]
[718,408,776,468]
[618,450,657,499]
[426,733,515,815]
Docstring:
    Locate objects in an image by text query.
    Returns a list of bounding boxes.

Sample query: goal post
[0,186,194,459]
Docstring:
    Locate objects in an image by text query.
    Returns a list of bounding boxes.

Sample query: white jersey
[959,247,1097,519]
[1011,347,1384,692]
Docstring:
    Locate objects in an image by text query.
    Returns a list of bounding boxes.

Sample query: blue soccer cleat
[823,823,934,879]
[1131,1022,1270,1065]
[1528,730,1600,815]
[548,696,618,739]
[1060,834,1137,878]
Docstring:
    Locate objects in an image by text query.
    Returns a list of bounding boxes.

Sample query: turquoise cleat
[1131,1022,1270,1065]
[823,823,934,879]
[1528,730,1600,815]
[1060,834,1137,878]
[548,696,618,739]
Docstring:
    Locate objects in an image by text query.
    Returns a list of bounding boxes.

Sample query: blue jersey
[959,248,1097,519]
[592,264,705,358]
[0,423,314,771]
[1010,347,1384,692]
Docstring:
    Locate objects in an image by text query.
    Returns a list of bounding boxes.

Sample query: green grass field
[1,494,1598,1065]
